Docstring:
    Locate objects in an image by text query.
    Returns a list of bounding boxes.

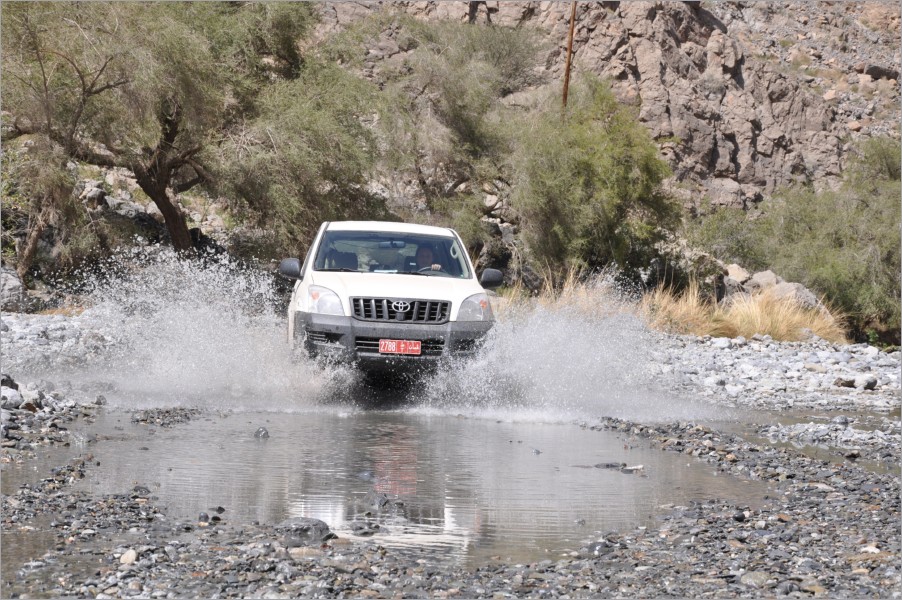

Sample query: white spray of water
[419,285,723,423]
[33,249,722,421]
[65,247,345,411]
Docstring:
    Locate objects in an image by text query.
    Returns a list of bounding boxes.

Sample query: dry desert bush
[494,273,848,343]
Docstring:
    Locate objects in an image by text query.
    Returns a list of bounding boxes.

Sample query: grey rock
[711,337,732,349]
[1,387,23,410]
[740,571,770,588]
[746,270,783,293]
[1,265,28,312]
[854,374,878,390]
[276,517,335,545]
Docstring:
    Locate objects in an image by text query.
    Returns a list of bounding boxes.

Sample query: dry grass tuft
[720,288,847,343]
[639,280,714,336]
[493,273,848,344]
[36,304,86,317]
[493,266,635,322]
[639,282,848,343]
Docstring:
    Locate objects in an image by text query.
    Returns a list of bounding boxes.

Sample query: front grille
[351,298,450,324]
[355,337,445,357]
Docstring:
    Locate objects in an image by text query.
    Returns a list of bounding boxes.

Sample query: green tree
[212,60,392,256]
[3,3,216,251]
[510,79,677,278]
[0,137,75,279]
[1,2,313,255]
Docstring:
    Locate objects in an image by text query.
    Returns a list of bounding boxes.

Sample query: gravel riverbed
[2,311,900,598]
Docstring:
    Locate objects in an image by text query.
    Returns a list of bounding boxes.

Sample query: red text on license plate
[378,339,422,355]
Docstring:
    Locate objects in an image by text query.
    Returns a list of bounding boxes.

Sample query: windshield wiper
[317,268,358,272]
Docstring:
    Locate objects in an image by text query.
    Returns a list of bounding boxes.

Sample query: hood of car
[308,271,486,318]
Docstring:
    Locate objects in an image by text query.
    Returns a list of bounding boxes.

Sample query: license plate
[379,339,422,355]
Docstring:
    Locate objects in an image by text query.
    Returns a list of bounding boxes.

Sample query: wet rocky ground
[2,311,900,598]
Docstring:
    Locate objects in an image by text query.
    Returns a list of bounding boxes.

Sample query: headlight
[457,293,493,321]
[307,285,344,315]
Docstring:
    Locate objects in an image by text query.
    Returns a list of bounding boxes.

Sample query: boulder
[707,178,743,208]
[1,265,28,312]
[853,374,878,390]
[0,374,18,390]
[276,517,335,546]
[726,264,750,283]
[746,270,783,293]
[771,282,819,310]
[1,387,23,410]
[723,276,746,298]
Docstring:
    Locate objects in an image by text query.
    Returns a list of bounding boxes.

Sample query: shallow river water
[2,403,772,572]
[0,254,797,579]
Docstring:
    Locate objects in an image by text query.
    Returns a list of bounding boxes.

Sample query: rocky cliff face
[316,1,900,210]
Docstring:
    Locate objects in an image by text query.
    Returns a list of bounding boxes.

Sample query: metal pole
[562,1,577,110]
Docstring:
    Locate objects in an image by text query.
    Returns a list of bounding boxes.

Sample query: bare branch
[69,142,130,170]
[5,71,45,100]
[22,13,54,134]
[45,49,87,92]
[86,54,118,92]
[185,158,213,183]
[61,17,102,59]
[88,78,129,96]
[173,176,203,194]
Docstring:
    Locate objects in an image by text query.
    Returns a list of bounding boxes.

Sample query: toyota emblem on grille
[391,300,411,312]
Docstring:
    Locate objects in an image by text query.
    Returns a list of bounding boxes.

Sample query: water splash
[418,276,724,423]
[8,249,722,421]
[50,246,345,411]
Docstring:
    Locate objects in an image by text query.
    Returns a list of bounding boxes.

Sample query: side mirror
[278,258,302,280]
[479,268,504,289]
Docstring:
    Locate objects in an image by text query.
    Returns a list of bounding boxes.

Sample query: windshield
[313,231,472,278]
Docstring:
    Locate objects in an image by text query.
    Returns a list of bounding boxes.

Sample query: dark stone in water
[366,491,392,509]
[586,541,613,556]
[1,374,18,390]
[350,520,383,537]
[198,512,210,523]
[276,517,335,545]
[363,490,404,512]
[595,462,626,470]
[254,427,269,439]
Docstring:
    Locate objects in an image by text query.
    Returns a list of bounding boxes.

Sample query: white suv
[278,221,503,371]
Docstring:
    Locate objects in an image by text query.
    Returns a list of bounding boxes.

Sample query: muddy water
[3,407,771,571]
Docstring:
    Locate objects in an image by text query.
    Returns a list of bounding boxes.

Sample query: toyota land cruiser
[278,221,503,371]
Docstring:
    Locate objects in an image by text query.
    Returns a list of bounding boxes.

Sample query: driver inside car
[415,245,443,271]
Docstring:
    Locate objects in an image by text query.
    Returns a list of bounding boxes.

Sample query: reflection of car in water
[278,221,503,372]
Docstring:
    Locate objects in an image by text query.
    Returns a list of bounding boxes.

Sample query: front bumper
[294,312,493,370]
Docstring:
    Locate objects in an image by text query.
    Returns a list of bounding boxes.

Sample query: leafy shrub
[509,78,678,280]
[409,21,541,158]
[213,60,393,257]
[684,136,901,342]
